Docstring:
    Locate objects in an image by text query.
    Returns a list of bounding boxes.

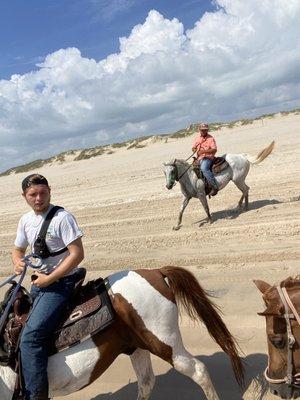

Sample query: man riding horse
[192,123,219,196]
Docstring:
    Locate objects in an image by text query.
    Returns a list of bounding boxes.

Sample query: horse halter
[264,285,300,394]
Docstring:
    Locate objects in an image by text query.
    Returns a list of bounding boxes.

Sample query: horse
[163,141,275,230]
[0,266,244,400]
[255,277,300,399]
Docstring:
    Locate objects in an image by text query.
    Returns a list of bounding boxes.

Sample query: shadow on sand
[196,198,282,226]
[91,352,269,400]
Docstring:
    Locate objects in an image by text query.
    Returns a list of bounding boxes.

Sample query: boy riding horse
[12,174,84,400]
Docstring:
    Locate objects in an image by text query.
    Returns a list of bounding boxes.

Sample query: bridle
[264,285,300,396]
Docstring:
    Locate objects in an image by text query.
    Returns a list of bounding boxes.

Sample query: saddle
[192,156,229,195]
[211,156,229,174]
[0,268,115,368]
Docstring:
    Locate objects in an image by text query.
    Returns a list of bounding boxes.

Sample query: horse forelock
[283,276,300,287]
[261,277,300,313]
[262,277,300,297]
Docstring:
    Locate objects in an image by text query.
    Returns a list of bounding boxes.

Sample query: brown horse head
[255,278,300,399]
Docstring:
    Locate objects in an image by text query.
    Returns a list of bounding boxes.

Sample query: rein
[0,267,27,334]
[0,274,18,289]
[175,151,197,182]
[264,286,300,392]
[0,254,42,334]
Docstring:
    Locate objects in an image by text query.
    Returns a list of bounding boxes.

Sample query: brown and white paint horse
[255,277,300,399]
[1,267,244,400]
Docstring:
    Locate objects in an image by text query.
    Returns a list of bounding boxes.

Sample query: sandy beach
[0,112,299,399]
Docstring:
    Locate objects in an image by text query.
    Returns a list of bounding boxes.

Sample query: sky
[0,0,300,171]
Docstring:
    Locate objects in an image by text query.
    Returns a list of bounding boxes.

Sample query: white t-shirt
[14,205,83,275]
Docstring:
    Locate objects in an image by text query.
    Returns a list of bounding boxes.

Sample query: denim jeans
[200,158,218,189]
[20,274,77,400]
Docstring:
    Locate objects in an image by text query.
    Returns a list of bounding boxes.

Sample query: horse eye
[269,334,285,349]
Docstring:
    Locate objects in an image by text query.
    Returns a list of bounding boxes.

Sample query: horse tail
[160,266,245,387]
[247,140,275,165]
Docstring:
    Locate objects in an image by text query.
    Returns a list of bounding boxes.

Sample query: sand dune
[0,112,299,399]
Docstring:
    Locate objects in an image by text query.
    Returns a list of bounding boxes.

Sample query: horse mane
[173,159,189,167]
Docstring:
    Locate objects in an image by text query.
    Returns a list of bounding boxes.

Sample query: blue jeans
[20,275,77,400]
[200,158,218,189]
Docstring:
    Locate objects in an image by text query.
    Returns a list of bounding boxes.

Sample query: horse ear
[253,279,271,294]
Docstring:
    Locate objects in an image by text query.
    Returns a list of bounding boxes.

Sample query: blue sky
[0,0,213,79]
[0,0,300,171]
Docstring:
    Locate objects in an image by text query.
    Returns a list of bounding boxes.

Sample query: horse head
[162,159,178,190]
[255,278,300,399]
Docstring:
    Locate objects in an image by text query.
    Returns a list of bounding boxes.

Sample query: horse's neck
[176,160,197,184]
[0,366,15,400]
[175,160,190,176]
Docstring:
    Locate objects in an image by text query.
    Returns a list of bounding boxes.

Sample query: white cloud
[0,1,300,170]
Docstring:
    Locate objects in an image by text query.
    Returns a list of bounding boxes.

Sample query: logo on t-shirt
[46,226,55,239]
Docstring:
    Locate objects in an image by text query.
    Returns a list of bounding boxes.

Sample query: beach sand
[0,112,299,399]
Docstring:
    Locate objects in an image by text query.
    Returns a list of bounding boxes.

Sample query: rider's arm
[198,137,217,156]
[198,148,217,155]
[33,237,84,288]
[12,246,27,275]
[12,216,28,275]
[47,237,84,283]
[192,138,201,153]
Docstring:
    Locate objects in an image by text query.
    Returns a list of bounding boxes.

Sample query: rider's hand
[14,259,26,275]
[31,271,54,288]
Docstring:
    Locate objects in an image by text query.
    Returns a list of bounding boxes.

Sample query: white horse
[0,266,244,400]
[163,141,274,230]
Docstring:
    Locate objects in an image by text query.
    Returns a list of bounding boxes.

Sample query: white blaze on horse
[163,141,275,230]
[0,267,244,400]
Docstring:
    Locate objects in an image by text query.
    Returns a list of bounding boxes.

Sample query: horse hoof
[173,226,180,231]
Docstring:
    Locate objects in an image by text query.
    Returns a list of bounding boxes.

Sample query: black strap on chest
[33,206,68,259]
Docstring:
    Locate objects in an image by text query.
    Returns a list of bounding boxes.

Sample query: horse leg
[233,180,249,211]
[130,348,155,400]
[173,196,190,230]
[198,194,212,224]
[172,347,219,400]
